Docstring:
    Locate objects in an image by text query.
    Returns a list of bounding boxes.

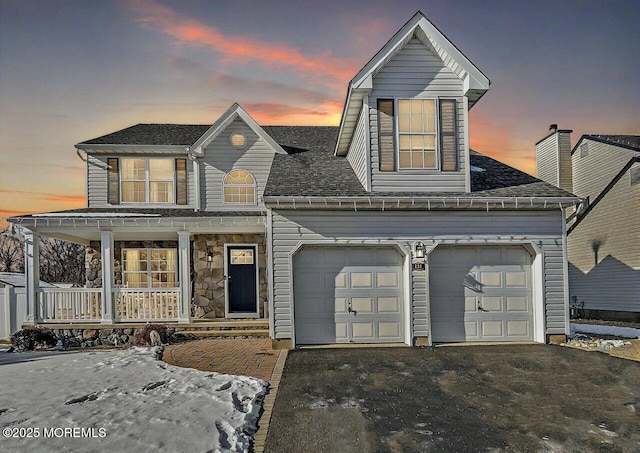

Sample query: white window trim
[224,243,260,318]
[222,169,257,205]
[121,247,179,289]
[395,97,440,171]
[120,157,176,205]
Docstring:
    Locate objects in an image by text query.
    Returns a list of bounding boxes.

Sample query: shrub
[11,327,57,351]
[134,324,174,346]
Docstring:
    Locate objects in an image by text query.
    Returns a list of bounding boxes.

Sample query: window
[377,98,458,172]
[398,99,437,169]
[631,163,640,186]
[580,142,589,158]
[224,170,256,204]
[230,132,246,149]
[120,158,174,203]
[122,249,177,288]
[230,249,254,264]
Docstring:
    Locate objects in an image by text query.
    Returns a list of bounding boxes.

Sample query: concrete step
[175,329,270,338]
[180,320,268,329]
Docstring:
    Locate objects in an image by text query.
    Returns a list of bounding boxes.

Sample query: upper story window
[580,143,589,158]
[398,99,437,169]
[378,98,458,172]
[230,132,246,149]
[223,169,256,204]
[631,162,640,187]
[107,157,188,205]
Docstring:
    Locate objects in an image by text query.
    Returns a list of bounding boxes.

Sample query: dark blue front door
[227,246,257,313]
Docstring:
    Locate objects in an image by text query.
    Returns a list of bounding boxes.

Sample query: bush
[11,327,57,351]
[134,324,174,346]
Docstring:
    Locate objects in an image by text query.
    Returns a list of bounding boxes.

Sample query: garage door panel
[430,246,533,343]
[294,247,404,345]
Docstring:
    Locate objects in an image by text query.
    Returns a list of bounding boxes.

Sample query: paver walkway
[163,338,280,381]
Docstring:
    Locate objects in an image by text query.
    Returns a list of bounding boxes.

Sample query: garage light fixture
[414,241,425,259]
[207,250,214,262]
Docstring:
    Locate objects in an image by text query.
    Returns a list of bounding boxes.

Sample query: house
[9,11,578,347]
[536,129,640,320]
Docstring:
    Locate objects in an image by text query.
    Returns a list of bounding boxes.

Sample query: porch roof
[8,209,267,245]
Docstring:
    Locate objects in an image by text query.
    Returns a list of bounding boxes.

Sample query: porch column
[177,231,191,323]
[24,229,40,324]
[100,230,115,324]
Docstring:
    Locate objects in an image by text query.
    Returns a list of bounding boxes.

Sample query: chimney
[535,124,573,192]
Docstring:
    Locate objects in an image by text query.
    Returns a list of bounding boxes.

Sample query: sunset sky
[1,0,638,226]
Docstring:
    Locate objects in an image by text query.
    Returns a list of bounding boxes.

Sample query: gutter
[263,195,579,211]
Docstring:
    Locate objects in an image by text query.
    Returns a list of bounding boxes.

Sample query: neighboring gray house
[536,129,640,320]
[9,11,577,347]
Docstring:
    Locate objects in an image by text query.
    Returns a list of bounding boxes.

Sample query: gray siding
[87,154,108,207]
[346,102,369,190]
[368,39,466,192]
[87,154,195,208]
[270,210,567,340]
[567,139,639,312]
[572,139,635,200]
[200,118,276,211]
[535,131,573,192]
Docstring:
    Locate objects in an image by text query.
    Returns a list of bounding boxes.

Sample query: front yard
[266,345,640,452]
[0,347,267,452]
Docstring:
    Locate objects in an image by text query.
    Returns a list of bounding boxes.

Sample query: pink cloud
[121,0,358,87]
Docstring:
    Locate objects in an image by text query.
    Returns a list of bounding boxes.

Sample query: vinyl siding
[87,154,195,208]
[535,131,573,192]
[368,39,466,192]
[346,102,369,190]
[567,140,639,312]
[200,118,275,211]
[270,210,567,340]
[572,140,635,200]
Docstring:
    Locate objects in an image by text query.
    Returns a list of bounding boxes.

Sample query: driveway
[264,345,640,452]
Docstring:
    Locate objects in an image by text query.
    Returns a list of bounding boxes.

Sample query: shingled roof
[78,124,211,146]
[75,122,573,199]
[262,127,574,198]
[572,135,640,154]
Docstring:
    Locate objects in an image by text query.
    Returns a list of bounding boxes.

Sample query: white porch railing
[115,288,180,321]
[38,288,103,322]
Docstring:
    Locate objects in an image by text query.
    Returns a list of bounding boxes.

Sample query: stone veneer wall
[192,234,267,319]
[86,241,179,288]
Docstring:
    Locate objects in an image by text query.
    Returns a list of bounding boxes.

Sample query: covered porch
[15,210,269,326]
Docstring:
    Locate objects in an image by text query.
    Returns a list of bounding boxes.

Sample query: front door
[227,245,258,314]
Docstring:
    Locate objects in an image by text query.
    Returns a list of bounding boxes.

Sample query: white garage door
[293,246,404,345]
[430,245,533,342]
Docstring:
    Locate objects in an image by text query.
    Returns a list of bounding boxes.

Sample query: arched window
[223,170,256,204]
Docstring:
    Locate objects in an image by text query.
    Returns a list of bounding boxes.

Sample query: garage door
[293,246,404,345]
[429,245,533,342]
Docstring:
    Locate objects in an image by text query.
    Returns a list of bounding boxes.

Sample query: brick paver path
[163,338,280,381]
[609,339,640,362]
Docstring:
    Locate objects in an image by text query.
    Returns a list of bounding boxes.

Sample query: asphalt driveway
[264,345,639,452]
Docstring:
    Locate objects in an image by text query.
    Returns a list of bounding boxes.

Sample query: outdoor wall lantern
[414,241,426,259]
[207,250,214,262]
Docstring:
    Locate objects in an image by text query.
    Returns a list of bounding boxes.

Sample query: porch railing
[115,288,180,321]
[38,288,103,322]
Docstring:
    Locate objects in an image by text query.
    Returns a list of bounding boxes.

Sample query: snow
[0,347,267,452]
[570,322,640,339]
[470,165,486,172]
[32,213,161,217]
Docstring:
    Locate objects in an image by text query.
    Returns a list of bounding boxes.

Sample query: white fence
[115,288,180,321]
[38,288,103,322]
[0,287,27,340]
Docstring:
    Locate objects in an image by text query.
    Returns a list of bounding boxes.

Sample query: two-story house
[9,12,577,347]
[536,129,639,320]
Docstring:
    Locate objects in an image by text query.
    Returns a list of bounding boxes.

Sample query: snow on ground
[0,347,267,452]
[570,322,640,339]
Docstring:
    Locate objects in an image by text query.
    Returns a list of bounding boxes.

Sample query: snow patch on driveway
[0,347,267,452]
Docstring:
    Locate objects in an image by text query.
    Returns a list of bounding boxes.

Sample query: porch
[15,210,269,328]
